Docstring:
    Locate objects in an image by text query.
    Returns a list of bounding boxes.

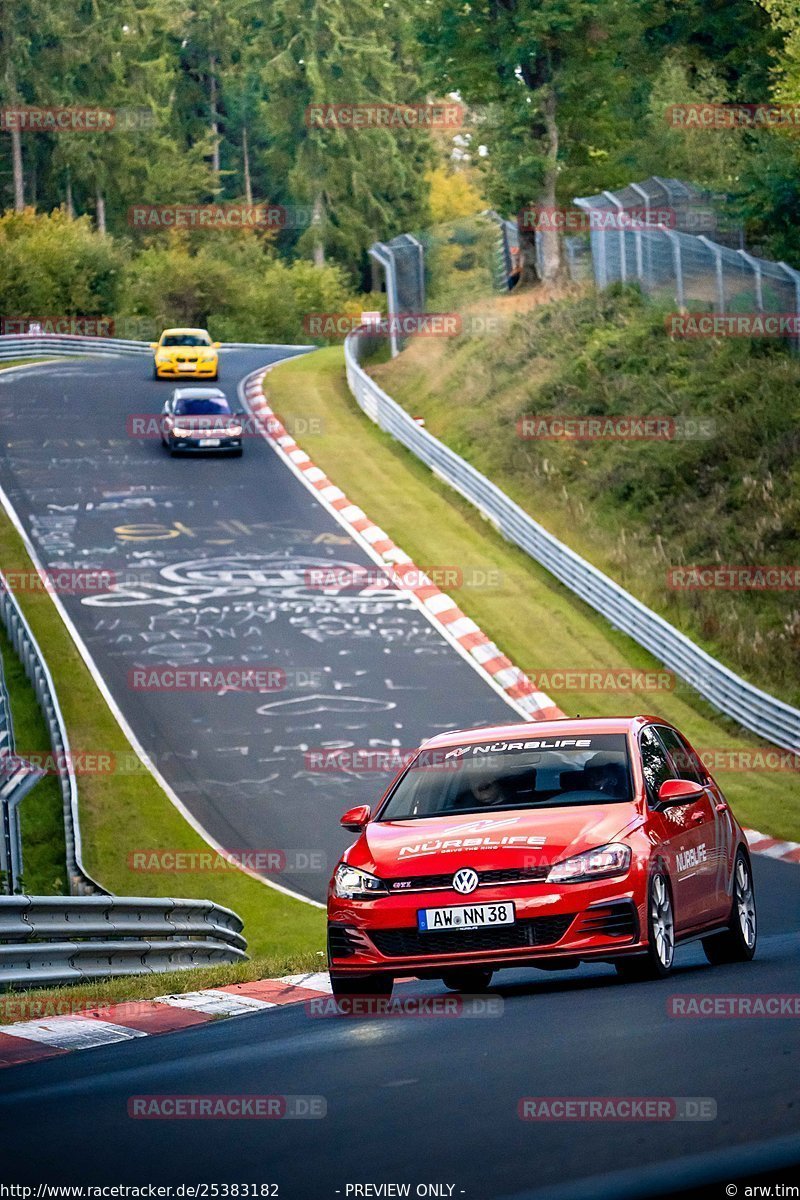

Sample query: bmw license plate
[202,438,221,446]
[417,902,515,932]
[178,363,196,371]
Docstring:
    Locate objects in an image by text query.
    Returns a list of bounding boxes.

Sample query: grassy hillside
[265,349,800,841]
[371,284,800,707]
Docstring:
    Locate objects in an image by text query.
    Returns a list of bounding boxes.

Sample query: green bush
[0,209,124,317]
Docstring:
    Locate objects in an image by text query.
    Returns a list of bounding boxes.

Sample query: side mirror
[657,778,704,807]
[340,804,371,832]
[150,343,158,352]
[213,341,221,349]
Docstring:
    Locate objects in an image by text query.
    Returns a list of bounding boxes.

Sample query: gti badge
[453,868,479,895]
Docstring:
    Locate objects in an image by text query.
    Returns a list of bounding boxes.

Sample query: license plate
[178,364,196,371]
[417,901,515,932]
[202,438,221,446]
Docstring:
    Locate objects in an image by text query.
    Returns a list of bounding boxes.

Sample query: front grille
[387,866,548,894]
[575,901,637,941]
[370,914,575,958]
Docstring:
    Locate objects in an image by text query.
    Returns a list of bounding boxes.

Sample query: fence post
[629,182,652,284]
[737,250,763,313]
[602,190,626,281]
[698,236,725,312]
[662,229,685,310]
[778,261,800,352]
[403,233,426,312]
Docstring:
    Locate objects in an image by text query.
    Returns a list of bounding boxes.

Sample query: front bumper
[155,360,218,378]
[168,435,241,453]
[328,878,644,976]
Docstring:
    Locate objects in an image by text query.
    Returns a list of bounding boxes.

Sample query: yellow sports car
[151,328,221,381]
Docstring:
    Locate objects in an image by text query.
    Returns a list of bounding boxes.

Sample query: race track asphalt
[0,351,517,901]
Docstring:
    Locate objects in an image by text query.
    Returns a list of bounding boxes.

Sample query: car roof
[161,327,211,337]
[173,387,227,399]
[420,716,665,749]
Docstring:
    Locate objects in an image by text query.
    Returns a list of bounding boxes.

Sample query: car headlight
[333,864,387,899]
[172,427,193,438]
[546,842,631,884]
[226,424,243,437]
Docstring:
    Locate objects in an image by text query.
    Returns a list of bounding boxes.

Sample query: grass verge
[0,952,325,1024]
[0,508,326,961]
[371,285,800,706]
[265,347,800,842]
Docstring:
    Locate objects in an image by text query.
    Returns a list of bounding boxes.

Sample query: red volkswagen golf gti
[327,717,757,1001]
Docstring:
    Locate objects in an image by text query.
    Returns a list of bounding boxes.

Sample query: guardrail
[344,328,800,754]
[0,895,247,987]
[0,335,314,362]
[0,571,105,896]
[0,334,150,359]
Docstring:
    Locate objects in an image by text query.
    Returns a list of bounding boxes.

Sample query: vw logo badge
[453,868,479,895]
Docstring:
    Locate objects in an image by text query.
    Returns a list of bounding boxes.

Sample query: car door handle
[692,811,705,822]
[715,803,728,813]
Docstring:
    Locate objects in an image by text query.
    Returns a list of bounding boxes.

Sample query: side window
[656,726,706,786]
[639,726,676,804]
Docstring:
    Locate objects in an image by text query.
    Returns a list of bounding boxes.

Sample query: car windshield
[377,734,632,821]
[161,334,211,347]
[175,397,230,415]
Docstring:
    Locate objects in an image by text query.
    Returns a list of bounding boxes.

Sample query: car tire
[702,849,757,965]
[615,866,675,981]
[441,968,494,993]
[329,973,393,1008]
[152,366,159,380]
